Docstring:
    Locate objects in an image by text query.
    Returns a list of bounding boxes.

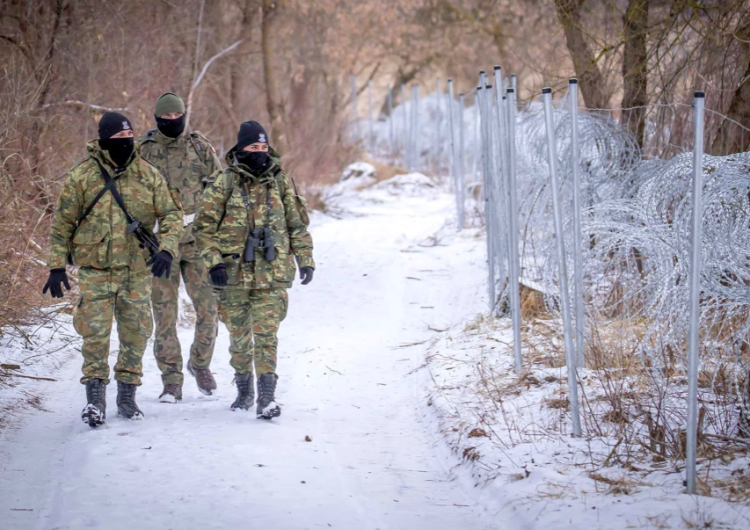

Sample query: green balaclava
[154,93,186,138]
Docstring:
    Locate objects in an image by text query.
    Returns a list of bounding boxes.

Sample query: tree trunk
[378,58,432,117]
[261,0,289,154]
[621,0,649,148]
[712,43,750,155]
[230,0,255,121]
[553,0,609,110]
[29,0,63,169]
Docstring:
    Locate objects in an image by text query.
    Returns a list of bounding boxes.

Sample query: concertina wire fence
[350,68,750,494]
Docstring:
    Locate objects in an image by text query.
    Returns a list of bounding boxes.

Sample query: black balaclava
[98,111,135,167]
[155,114,186,138]
[234,121,271,174]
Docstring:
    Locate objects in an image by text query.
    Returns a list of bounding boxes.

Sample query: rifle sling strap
[77,176,119,228]
[92,159,135,225]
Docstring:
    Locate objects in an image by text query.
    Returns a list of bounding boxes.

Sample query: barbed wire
[507,102,750,433]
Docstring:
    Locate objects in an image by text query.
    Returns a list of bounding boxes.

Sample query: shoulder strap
[272,166,285,198]
[139,130,157,144]
[290,176,300,196]
[77,177,120,227]
[188,131,217,164]
[221,169,235,198]
[92,159,135,224]
[71,156,89,170]
[188,134,202,159]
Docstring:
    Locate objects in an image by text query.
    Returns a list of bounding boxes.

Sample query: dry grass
[520,283,549,320]
[462,446,481,462]
[468,427,489,438]
[439,308,750,503]
[545,397,570,411]
[588,471,640,495]
[0,388,48,433]
[364,157,410,184]
[0,167,66,334]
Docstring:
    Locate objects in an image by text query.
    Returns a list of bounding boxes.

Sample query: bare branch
[185,39,244,130]
[39,100,129,112]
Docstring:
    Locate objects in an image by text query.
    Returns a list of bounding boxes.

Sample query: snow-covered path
[0,183,498,530]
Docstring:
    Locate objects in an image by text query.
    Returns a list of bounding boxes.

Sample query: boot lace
[119,382,136,401]
[164,383,180,396]
[87,380,105,403]
[258,375,276,404]
[234,376,251,396]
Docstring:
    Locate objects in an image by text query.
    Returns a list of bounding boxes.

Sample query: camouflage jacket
[138,129,221,244]
[193,148,314,290]
[48,141,184,271]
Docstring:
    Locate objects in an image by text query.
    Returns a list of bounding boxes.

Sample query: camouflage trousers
[152,241,218,386]
[74,267,153,386]
[217,287,288,376]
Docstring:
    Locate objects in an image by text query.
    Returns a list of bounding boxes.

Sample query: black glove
[147,250,173,279]
[209,264,228,287]
[300,266,314,286]
[42,268,71,299]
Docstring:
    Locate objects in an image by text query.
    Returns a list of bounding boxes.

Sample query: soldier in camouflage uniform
[194,121,314,420]
[138,93,222,402]
[43,111,183,427]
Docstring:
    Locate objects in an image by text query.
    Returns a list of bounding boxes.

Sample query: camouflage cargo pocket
[222,253,242,286]
[72,226,109,268]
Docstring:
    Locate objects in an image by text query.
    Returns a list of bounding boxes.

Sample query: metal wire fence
[350,72,750,493]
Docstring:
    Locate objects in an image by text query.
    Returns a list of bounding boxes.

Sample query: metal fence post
[459,92,467,228]
[388,86,394,162]
[448,79,463,229]
[478,84,496,313]
[367,80,374,153]
[401,83,408,166]
[492,68,511,315]
[493,67,508,299]
[542,87,582,437]
[686,90,705,495]
[351,74,358,142]
[569,79,586,368]
[436,78,442,176]
[413,84,420,171]
[506,87,523,372]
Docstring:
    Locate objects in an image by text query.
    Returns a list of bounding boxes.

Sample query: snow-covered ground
[1,169,748,529]
[0,173,514,530]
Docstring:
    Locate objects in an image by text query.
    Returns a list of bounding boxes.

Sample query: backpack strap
[189,131,218,163]
[271,165,285,198]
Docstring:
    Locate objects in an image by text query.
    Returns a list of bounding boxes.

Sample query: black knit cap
[236,121,268,150]
[98,111,133,139]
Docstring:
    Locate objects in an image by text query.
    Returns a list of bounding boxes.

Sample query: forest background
[1,0,749,326]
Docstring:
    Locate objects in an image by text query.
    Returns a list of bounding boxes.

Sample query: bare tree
[621,0,649,148]
[261,0,290,154]
[712,19,750,155]
[553,0,609,109]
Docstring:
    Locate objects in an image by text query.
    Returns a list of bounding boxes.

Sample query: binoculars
[244,226,276,263]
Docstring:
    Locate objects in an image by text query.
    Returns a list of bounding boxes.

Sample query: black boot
[116,381,144,419]
[256,373,281,420]
[230,373,254,411]
[81,379,107,427]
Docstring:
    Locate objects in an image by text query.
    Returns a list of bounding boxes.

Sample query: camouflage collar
[227,158,280,185]
[148,128,184,145]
